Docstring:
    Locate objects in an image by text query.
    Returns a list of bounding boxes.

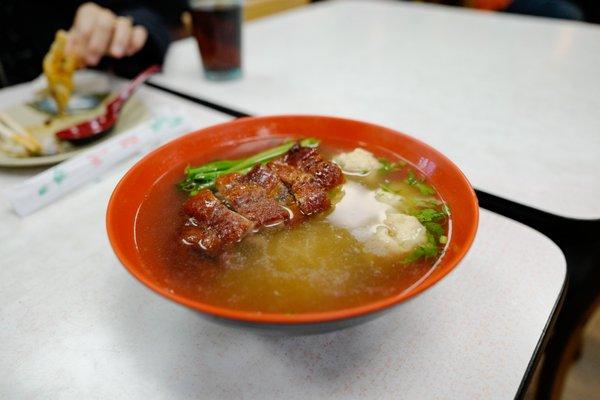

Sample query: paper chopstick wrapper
[4,106,193,217]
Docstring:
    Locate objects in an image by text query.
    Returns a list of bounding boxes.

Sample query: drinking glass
[189,0,243,81]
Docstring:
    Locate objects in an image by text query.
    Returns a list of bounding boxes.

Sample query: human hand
[65,2,148,66]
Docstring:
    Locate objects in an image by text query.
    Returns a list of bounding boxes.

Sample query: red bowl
[107,115,478,333]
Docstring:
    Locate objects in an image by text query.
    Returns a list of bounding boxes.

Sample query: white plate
[0,72,148,167]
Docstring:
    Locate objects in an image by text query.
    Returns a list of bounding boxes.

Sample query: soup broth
[135,141,450,314]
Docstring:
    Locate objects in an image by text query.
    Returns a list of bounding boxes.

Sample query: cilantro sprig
[403,203,451,264]
[406,170,436,196]
[403,233,438,264]
[377,169,449,264]
[378,157,405,173]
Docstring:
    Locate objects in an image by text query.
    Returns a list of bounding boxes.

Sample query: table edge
[514,273,568,399]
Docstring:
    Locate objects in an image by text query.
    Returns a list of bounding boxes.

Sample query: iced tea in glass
[189,0,242,80]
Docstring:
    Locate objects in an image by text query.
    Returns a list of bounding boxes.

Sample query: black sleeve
[108,0,188,78]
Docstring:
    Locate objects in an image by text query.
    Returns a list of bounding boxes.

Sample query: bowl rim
[106,114,479,325]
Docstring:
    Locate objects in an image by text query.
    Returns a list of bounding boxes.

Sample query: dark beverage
[191,4,242,80]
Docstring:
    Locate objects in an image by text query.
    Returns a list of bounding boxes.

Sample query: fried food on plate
[43,31,80,115]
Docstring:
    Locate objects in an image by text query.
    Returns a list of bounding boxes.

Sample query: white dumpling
[364,212,427,256]
[333,148,382,174]
[375,188,405,208]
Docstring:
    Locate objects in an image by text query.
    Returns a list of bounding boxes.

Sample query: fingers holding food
[110,17,134,58]
[84,9,116,65]
[128,26,149,56]
[65,2,149,66]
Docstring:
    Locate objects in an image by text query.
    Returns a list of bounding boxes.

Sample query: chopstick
[0,112,42,155]
[0,123,37,153]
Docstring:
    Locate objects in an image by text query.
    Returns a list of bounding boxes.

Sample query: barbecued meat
[181,189,254,256]
[282,145,345,190]
[265,144,344,215]
[268,158,331,216]
[215,171,289,227]
[180,142,345,257]
[245,164,294,205]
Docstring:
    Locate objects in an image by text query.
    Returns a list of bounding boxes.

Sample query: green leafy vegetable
[416,183,436,196]
[179,138,320,195]
[406,170,436,195]
[404,201,451,263]
[423,221,444,236]
[299,137,321,148]
[414,208,446,223]
[403,233,438,264]
[379,183,396,194]
[406,170,418,185]
[378,157,405,173]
